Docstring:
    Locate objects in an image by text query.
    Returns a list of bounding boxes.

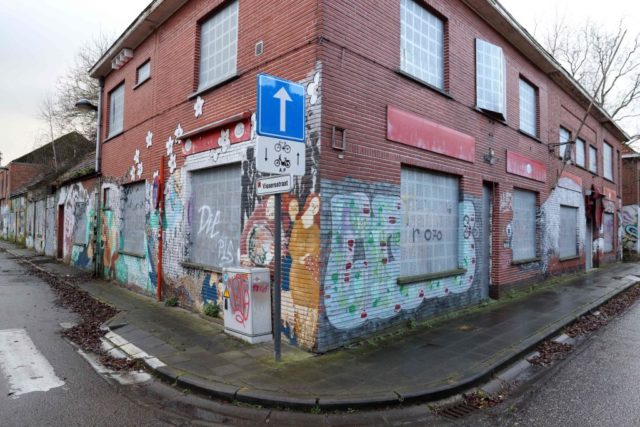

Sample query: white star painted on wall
[153,171,159,179]
[218,129,230,153]
[129,166,135,181]
[174,124,184,139]
[307,72,320,105]
[166,136,174,156]
[136,162,143,178]
[194,96,204,117]
[146,131,153,148]
[168,153,177,173]
[133,149,140,164]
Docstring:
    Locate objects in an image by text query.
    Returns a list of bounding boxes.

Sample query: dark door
[57,205,64,259]
[481,184,493,299]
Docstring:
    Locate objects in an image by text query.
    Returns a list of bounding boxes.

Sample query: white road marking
[0,329,64,398]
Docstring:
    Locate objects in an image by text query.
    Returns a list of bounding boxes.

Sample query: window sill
[104,131,124,143]
[188,73,240,100]
[133,76,151,90]
[395,69,453,100]
[119,250,145,259]
[181,261,223,273]
[511,257,541,266]
[559,255,580,262]
[518,129,543,144]
[73,243,87,248]
[472,107,507,126]
[397,268,467,285]
[603,177,616,185]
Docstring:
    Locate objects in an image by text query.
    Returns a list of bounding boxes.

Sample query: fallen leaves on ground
[19,259,134,371]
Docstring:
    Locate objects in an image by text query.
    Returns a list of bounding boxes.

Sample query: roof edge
[90,0,189,79]
[462,0,629,143]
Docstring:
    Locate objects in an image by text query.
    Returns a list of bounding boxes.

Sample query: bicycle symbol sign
[256,135,304,176]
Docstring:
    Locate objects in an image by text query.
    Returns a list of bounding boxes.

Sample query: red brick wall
[318,0,625,291]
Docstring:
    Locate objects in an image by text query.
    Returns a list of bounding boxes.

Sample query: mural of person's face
[302,196,320,228]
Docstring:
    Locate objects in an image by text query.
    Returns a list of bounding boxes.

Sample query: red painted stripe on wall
[386,105,475,163]
[506,151,546,183]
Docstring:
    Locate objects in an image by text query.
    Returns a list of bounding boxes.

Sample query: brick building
[622,147,640,256]
[89,0,628,352]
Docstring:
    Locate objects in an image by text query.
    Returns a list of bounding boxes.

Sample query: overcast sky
[0,0,638,164]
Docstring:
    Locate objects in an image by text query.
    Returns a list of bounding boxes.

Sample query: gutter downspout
[157,155,165,301]
[94,78,104,278]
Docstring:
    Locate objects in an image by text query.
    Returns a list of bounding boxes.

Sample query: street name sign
[256,175,292,196]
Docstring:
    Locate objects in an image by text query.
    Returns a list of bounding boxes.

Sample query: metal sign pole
[274,193,282,362]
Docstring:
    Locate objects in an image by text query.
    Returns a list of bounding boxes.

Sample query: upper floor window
[519,78,537,136]
[476,39,505,117]
[136,60,151,85]
[198,0,239,91]
[603,142,613,180]
[559,127,571,160]
[108,83,124,137]
[400,0,445,89]
[589,146,597,173]
[575,138,585,168]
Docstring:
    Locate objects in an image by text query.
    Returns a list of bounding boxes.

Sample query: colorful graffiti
[622,205,639,252]
[322,178,480,334]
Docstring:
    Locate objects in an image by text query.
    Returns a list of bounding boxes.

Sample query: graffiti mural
[622,205,639,252]
[320,178,480,341]
[538,176,586,272]
[57,182,96,270]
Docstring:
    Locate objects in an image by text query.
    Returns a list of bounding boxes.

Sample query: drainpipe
[157,155,165,301]
[93,78,104,278]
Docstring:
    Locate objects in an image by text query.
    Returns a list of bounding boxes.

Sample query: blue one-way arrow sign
[257,74,305,142]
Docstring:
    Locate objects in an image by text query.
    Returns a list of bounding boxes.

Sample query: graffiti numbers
[412,228,443,242]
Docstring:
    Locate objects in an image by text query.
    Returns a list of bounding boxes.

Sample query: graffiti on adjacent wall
[622,205,638,251]
[322,178,480,333]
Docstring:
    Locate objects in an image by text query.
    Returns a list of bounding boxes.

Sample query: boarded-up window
[512,189,537,261]
[559,205,578,258]
[604,212,614,253]
[401,167,459,276]
[189,164,241,268]
[121,182,146,255]
[73,202,87,245]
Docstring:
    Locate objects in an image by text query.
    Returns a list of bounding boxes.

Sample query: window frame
[475,38,506,119]
[575,138,586,168]
[559,127,571,160]
[511,188,538,262]
[196,0,239,92]
[400,167,461,280]
[400,0,446,90]
[519,77,538,137]
[559,205,578,259]
[107,83,125,138]
[603,142,614,181]
[588,145,598,173]
[135,60,151,86]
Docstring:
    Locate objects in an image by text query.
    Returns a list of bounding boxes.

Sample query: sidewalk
[3,240,640,410]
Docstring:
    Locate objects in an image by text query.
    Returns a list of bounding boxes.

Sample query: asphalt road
[0,252,190,427]
[463,297,640,427]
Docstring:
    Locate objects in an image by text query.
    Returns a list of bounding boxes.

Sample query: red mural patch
[506,151,546,182]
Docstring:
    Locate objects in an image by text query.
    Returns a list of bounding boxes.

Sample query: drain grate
[437,402,478,419]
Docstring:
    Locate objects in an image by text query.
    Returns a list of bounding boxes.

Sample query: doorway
[481,184,493,299]
[57,205,64,259]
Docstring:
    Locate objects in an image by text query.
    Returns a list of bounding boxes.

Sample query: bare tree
[539,18,640,142]
[37,33,112,142]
